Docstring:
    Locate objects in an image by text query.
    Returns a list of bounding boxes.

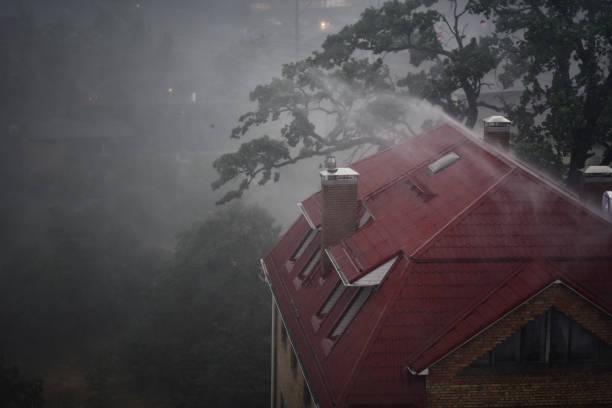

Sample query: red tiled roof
[262,122,612,407]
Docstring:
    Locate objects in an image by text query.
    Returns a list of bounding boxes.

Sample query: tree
[212,0,506,203]
[470,0,612,188]
[119,204,280,407]
[0,358,43,408]
[315,0,506,128]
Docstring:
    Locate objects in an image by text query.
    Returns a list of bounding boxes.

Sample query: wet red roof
[262,122,612,407]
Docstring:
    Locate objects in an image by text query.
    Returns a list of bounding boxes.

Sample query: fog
[1,0,582,406]
[0,0,387,406]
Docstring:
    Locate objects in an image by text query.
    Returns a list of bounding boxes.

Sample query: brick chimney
[320,156,359,273]
[579,166,612,210]
[483,115,512,151]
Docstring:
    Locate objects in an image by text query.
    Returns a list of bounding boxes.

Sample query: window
[293,229,317,260]
[468,308,612,372]
[299,250,320,279]
[331,287,373,337]
[427,152,460,175]
[319,283,346,316]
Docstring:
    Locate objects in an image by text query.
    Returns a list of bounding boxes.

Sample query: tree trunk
[463,83,479,129]
[567,141,589,192]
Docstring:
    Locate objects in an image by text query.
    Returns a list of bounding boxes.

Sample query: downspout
[271,298,277,408]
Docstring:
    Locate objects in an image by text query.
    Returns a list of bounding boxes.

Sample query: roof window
[319,283,346,316]
[292,228,317,260]
[300,250,321,279]
[331,287,373,337]
[427,152,460,175]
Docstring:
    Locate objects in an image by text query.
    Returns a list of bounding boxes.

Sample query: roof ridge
[511,165,612,225]
[409,166,518,259]
[553,262,612,316]
[406,259,558,372]
[336,257,414,405]
[346,123,451,169]
[454,123,612,225]
[405,260,533,370]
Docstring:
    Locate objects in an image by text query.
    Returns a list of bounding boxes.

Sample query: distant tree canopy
[469,0,612,188]
[0,358,43,408]
[213,0,612,202]
[120,203,279,407]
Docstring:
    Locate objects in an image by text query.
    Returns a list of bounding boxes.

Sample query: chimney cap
[583,165,612,177]
[320,167,359,177]
[483,115,512,125]
[325,155,338,173]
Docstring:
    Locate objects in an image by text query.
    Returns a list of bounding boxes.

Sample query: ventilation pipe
[579,166,612,210]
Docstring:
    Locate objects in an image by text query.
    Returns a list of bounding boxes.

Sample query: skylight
[428,152,460,175]
[319,283,346,315]
[293,228,317,260]
[331,287,373,337]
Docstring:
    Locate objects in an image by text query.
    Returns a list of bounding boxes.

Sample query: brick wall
[427,284,612,407]
[321,179,358,275]
[273,306,314,408]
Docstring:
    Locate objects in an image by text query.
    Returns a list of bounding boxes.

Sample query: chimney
[483,115,512,151]
[579,166,612,210]
[320,156,359,273]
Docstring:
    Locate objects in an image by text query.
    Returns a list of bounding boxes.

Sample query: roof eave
[409,277,612,374]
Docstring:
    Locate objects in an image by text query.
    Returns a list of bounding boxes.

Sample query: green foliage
[212,56,406,204]
[469,0,612,187]
[119,204,280,407]
[213,0,506,203]
[0,358,44,408]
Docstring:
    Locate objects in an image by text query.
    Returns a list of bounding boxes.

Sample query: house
[260,119,612,408]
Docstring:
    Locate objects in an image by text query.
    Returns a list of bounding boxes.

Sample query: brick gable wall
[427,284,612,407]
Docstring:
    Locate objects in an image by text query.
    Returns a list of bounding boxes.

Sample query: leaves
[473,0,612,187]
[213,0,504,203]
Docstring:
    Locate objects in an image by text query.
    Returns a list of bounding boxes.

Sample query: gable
[465,307,612,373]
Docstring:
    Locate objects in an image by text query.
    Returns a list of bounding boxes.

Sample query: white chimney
[483,115,512,151]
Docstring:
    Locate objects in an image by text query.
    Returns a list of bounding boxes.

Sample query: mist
[3,0,607,406]
[0,0,383,406]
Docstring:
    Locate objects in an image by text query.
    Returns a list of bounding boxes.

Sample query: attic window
[300,250,321,278]
[319,283,346,316]
[293,229,317,260]
[466,308,612,373]
[427,152,460,175]
[331,287,373,337]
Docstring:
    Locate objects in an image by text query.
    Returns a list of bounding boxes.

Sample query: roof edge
[411,270,612,374]
[326,248,350,286]
[297,202,317,229]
